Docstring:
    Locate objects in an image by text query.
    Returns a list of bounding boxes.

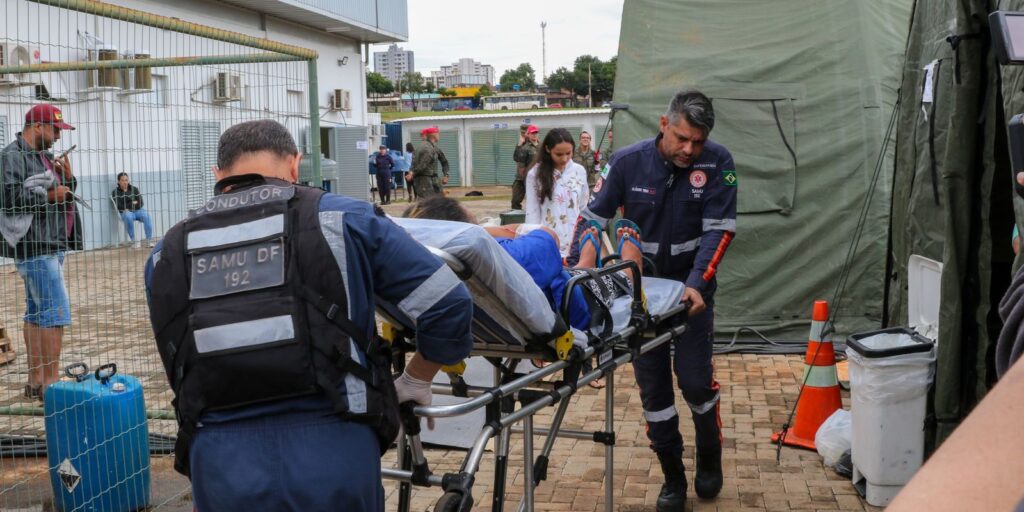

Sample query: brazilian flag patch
[722,170,738,186]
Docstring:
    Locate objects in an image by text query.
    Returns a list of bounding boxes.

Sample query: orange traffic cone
[771,300,842,451]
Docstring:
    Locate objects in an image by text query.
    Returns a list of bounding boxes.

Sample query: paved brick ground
[0,188,879,511]
[382,354,878,512]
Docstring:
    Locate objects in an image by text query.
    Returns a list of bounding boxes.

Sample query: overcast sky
[370,0,624,81]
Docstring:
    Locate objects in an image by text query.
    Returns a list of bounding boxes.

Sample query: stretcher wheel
[434,491,472,512]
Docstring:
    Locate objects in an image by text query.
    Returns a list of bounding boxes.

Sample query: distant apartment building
[428,58,495,88]
[373,43,415,83]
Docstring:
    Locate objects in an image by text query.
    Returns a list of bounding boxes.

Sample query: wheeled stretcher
[378,219,691,512]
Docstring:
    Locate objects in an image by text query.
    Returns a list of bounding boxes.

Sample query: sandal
[613,219,643,256]
[588,377,606,389]
[579,220,604,268]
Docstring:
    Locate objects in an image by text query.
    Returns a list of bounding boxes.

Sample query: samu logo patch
[722,170,738,186]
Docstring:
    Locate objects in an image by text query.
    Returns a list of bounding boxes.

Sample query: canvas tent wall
[613,0,912,341]
[888,0,1024,446]
[615,0,1022,450]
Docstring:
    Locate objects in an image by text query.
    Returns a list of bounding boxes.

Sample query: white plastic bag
[815,409,851,467]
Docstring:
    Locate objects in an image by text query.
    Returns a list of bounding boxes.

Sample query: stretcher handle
[64,362,90,382]
[399,401,422,436]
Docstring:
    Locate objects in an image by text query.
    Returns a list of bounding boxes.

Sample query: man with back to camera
[0,104,80,401]
[569,90,737,510]
[144,119,473,510]
[411,126,448,199]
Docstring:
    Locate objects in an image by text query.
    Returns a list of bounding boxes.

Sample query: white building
[0,0,407,249]
[373,43,415,84]
[428,58,495,89]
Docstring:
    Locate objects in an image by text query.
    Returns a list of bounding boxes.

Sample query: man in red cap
[511,124,540,209]
[0,104,81,401]
[409,126,449,199]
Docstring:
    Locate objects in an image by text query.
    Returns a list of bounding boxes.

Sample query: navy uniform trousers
[632,287,722,460]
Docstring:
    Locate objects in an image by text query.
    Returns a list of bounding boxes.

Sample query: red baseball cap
[25,104,75,130]
[526,125,539,134]
[420,126,439,136]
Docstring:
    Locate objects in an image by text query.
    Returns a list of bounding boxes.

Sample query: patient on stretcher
[402,197,644,333]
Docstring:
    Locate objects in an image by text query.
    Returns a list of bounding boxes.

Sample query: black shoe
[694,448,723,499]
[655,451,687,512]
[24,384,43,402]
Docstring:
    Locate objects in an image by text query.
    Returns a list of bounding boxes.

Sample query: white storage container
[844,255,939,506]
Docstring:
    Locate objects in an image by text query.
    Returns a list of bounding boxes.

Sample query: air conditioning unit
[0,42,41,85]
[330,88,351,111]
[214,72,243,101]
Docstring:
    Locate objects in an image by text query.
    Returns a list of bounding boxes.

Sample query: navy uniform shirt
[577,133,737,293]
[144,189,474,423]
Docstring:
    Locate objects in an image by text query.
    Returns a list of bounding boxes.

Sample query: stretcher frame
[378,247,689,512]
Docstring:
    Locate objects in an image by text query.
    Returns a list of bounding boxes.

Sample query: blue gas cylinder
[44,363,150,512]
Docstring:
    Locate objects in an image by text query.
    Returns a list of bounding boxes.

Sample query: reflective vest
[148,175,400,477]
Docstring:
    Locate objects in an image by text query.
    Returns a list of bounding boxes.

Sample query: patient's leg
[574,226,601,269]
[616,226,643,285]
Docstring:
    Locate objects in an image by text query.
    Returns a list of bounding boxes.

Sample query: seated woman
[111,172,153,247]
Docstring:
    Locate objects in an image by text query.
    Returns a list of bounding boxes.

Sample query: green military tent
[614,0,1021,446]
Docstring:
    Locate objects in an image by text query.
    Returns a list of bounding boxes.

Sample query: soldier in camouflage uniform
[573,130,599,191]
[410,126,449,199]
[511,124,540,209]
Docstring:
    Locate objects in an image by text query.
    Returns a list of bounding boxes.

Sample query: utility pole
[588,62,593,108]
[541,21,547,83]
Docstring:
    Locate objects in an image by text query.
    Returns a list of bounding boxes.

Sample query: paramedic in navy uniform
[570,90,737,511]
[143,120,473,511]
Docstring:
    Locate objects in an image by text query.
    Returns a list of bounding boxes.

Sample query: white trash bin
[844,254,940,507]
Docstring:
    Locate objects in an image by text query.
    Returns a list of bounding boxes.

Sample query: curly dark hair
[535,128,576,202]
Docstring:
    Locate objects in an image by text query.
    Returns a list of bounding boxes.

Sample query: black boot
[694,447,723,499]
[655,451,687,512]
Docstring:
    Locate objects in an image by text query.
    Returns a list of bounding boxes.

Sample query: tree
[438,87,458,98]
[398,72,425,93]
[424,82,436,93]
[541,55,618,105]
[499,63,537,91]
[366,72,394,95]
[545,66,578,94]
[473,83,495,104]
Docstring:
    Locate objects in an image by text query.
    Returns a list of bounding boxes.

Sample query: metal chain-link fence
[0,1,319,509]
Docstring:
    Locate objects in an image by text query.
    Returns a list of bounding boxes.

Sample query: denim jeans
[120,209,153,241]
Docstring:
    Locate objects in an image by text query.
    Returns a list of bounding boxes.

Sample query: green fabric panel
[437,129,461,186]
[470,130,498,186]
[470,129,519,186]
[494,130,521,185]
[615,0,911,341]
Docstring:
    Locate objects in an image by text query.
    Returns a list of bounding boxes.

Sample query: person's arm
[133,185,143,210]
[437,149,450,178]
[524,166,542,223]
[484,223,557,243]
[356,204,473,367]
[685,152,737,293]
[576,163,591,213]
